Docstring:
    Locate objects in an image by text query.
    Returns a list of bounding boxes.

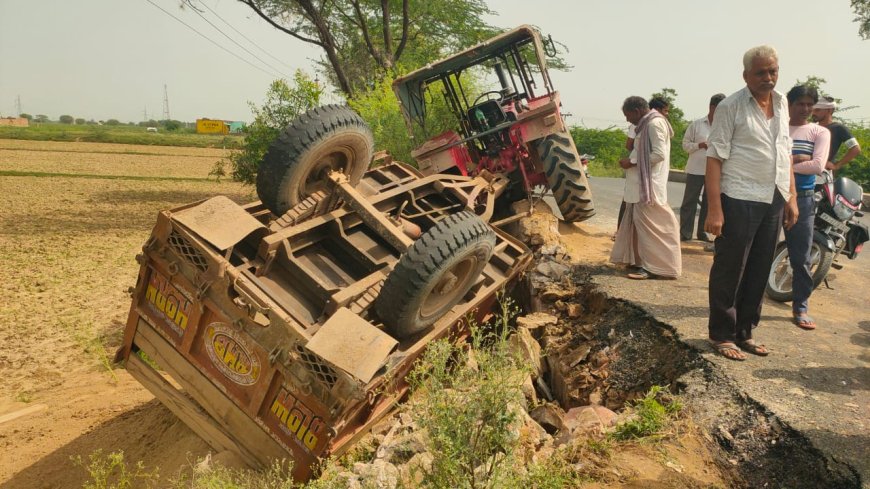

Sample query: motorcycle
[765,172,869,302]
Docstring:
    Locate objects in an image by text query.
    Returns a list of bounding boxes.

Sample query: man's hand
[825,161,836,170]
[783,197,799,230]
[705,207,724,236]
[792,154,811,163]
[699,142,708,150]
[619,157,634,169]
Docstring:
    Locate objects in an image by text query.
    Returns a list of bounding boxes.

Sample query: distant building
[0,117,29,127]
[228,121,245,133]
[196,118,229,135]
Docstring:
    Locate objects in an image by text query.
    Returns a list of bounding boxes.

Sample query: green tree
[161,120,182,131]
[853,0,870,39]
[227,70,322,184]
[75,118,86,125]
[34,114,49,123]
[59,115,74,124]
[570,126,629,177]
[19,113,32,120]
[349,72,459,164]
[232,0,498,97]
[105,119,121,125]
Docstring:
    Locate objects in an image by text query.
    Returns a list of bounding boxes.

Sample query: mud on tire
[537,132,595,222]
[375,211,496,339]
[256,104,374,215]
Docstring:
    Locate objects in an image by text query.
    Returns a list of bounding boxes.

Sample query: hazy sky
[1,0,868,127]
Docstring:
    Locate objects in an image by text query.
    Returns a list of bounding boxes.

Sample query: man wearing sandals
[785,85,830,330]
[610,96,682,280]
[704,45,799,361]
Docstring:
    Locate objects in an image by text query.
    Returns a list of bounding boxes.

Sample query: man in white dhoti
[610,96,682,280]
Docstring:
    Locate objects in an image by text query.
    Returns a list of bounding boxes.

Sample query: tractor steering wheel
[472,90,504,106]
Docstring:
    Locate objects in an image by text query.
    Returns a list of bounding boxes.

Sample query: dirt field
[0,140,255,488]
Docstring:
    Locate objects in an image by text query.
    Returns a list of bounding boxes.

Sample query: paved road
[569,176,870,487]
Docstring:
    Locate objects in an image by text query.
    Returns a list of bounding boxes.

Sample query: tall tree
[853,0,870,39]
[231,0,498,97]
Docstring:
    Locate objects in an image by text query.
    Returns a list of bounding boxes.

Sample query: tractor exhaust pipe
[494,62,514,96]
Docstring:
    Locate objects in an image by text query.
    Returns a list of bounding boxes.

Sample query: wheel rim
[418,253,480,320]
[298,147,354,199]
[768,247,793,294]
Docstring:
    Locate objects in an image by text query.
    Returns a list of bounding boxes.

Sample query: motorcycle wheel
[809,241,833,288]
[765,241,833,302]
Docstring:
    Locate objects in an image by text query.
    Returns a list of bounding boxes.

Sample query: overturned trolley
[118,155,531,480]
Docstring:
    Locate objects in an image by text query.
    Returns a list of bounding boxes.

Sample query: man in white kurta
[610,96,682,279]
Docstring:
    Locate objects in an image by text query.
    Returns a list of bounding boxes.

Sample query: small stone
[516,312,558,332]
[529,403,567,434]
[510,328,543,378]
[521,374,538,406]
[566,303,583,318]
[535,260,570,279]
[353,460,399,489]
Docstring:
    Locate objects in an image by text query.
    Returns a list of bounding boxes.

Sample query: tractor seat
[468,100,507,133]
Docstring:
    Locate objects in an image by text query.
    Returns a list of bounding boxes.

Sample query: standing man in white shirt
[704,45,798,361]
[679,93,725,242]
[611,96,682,280]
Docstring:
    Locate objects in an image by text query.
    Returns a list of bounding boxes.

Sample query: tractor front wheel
[537,132,595,222]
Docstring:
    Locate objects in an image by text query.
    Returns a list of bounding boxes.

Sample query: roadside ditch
[517,246,861,489]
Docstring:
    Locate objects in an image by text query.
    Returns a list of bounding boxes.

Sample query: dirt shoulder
[558,219,869,488]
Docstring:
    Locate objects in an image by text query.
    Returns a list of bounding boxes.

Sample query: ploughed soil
[0,140,862,488]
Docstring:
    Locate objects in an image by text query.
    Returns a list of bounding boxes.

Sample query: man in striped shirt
[785,85,830,330]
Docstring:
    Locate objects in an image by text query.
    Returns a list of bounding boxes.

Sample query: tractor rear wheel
[375,211,496,339]
[537,132,595,222]
[256,105,373,215]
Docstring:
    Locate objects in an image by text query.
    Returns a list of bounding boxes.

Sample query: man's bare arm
[704,156,724,236]
[834,144,861,170]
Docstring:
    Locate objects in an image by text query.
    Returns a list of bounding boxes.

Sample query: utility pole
[162,85,170,121]
[15,96,21,116]
[143,107,148,122]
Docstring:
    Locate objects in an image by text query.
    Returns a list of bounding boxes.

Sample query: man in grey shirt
[704,45,798,361]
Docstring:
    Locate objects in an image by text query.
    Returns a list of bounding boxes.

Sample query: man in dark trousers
[704,45,798,361]
[679,93,726,242]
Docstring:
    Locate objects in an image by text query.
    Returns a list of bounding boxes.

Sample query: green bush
[349,72,459,165]
[570,126,628,177]
[226,71,322,185]
[840,124,870,187]
[609,386,682,441]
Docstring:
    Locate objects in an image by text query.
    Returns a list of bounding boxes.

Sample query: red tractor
[392,24,595,222]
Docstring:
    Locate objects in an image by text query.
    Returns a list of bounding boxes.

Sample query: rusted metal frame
[329,172,414,253]
[124,352,266,469]
[129,322,289,468]
[323,269,387,317]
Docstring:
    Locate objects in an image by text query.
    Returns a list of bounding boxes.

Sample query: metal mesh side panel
[294,344,338,390]
[168,230,209,272]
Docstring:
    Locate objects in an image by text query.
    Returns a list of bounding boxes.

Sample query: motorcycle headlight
[833,196,856,220]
